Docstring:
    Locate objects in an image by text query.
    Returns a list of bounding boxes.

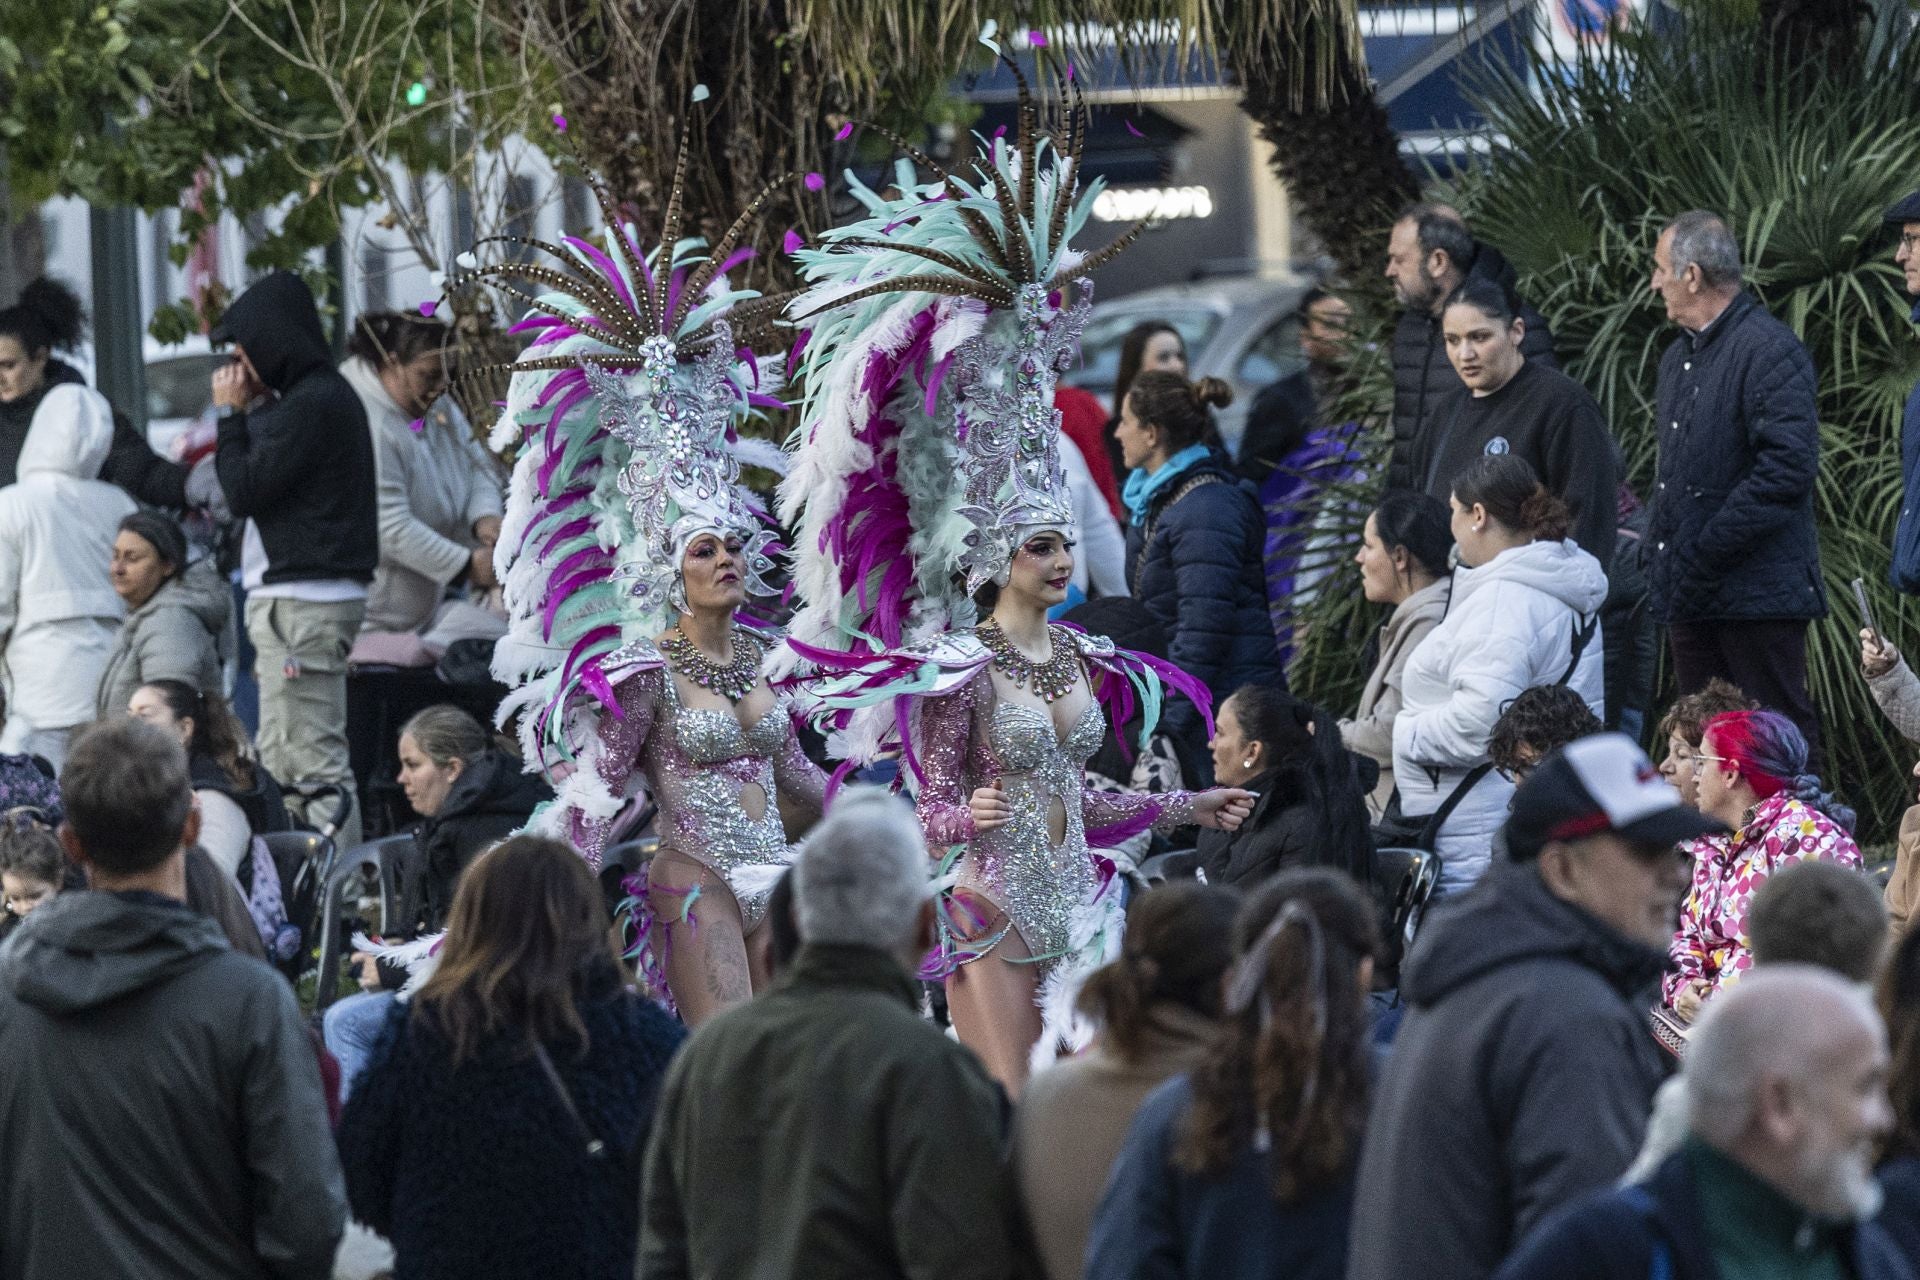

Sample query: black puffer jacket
[1124,456,1284,781]
[212,271,378,585]
[1346,860,1671,1280]
[1193,760,1374,886]
[1646,292,1826,623]
[1387,243,1558,493]
[411,751,552,934]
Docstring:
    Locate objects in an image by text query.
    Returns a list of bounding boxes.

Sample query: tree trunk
[1237,30,1418,288]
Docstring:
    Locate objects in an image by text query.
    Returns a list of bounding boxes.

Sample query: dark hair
[1297,286,1331,319]
[1489,685,1602,775]
[1441,274,1519,327]
[1112,320,1186,421]
[1451,454,1571,542]
[138,680,257,792]
[347,310,451,368]
[1749,860,1888,981]
[1396,203,1477,278]
[0,279,87,357]
[0,819,68,889]
[1176,868,1379,1201]
[117,510,188,580]
[1077,882,1240,1062]
[413,834,626,1067]
[1701,710,1856,833]
[1225,685,1372,882]
[1656,678,1757,749]
[60,718,194,875]
[1881,923,1920,1157]
[1370,491,1453,581]
[1127,371,1234,453]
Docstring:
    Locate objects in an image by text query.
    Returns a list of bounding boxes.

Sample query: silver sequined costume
[913,631,1197,967]
[573,634,826,931]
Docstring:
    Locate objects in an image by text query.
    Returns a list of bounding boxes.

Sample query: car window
[1235,317,1306,388]
[1070,307,1223,396]
[146,354,223,422]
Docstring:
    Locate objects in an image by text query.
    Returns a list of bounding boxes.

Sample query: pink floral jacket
[1663,792,1862,1006]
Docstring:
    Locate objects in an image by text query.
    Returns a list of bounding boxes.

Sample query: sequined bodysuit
[915,662,1197,965]
[576,659,826,931]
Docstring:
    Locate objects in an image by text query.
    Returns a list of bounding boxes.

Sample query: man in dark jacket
[1495,967,1910,1280]
[1886,191,1920,596]
[1347,734,1722,1280]
[1385,204,1557,492]
[1649,211,1826,758]
[639,788,1021,1280]
[212,270,378,844]
[0,717,346,1279]
[1412,274,1620,562]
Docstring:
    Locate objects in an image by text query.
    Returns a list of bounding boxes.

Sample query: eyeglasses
[1901,233,1920,253]
[1497,763,1533,785]
[1690,753,1733,774]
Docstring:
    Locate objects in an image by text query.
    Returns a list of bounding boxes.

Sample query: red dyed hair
[1699,709,1799,800]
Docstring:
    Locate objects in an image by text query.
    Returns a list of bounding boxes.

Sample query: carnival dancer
[447,139,825,1025]
[774,52,1253,1092]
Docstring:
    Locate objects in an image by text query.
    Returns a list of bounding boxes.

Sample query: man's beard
[1401,265,1441,313]
[1791,1140,1885,1221]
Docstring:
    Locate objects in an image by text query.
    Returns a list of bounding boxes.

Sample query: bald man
[1494,967,1913,1280]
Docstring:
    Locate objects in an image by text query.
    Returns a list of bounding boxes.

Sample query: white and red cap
[1505,733,1726,860]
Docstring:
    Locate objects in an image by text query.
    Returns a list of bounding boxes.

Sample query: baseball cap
[1886,191,1920,226]
[1504,733,1726,861]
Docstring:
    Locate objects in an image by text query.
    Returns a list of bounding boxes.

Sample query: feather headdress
[442,139,795,767]
[775,53,1145,669]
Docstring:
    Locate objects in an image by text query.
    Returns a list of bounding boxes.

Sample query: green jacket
[638,943,1021,1280]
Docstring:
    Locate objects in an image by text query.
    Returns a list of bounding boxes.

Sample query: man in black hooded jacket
[211,270,377,844]
[1347,734,1721,1280]
[1384,204,1558,492]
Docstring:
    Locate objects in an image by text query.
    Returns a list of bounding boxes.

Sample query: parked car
[144,337,224,458]
[1066,276,1312,458]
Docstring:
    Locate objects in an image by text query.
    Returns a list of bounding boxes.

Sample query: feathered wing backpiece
[442,147,794,789]
[774,58,1148,734]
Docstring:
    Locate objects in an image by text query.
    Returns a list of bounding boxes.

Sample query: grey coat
[1340,577,1451,816]
[94,558,229,717]
[0,889,345,1279]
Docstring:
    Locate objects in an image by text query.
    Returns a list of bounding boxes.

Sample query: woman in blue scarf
[1115,372,1286,786]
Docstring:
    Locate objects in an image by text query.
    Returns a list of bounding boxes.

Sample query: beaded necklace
[976,619,1079,703]
[660,626,762,703]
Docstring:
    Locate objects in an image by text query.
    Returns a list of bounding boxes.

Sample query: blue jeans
[323,990,397,1101]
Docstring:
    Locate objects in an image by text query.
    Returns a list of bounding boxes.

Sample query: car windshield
[1070,307,1223,398]
[146,354,223,422]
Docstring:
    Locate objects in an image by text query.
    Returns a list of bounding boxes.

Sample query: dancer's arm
[569,669,660,865]
[913,679,983,847]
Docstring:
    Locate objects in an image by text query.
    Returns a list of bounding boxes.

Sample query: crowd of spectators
[3,190,1920,1280]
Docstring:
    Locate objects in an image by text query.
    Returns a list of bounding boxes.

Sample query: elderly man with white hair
[637,787,1023,1280]
[1494,966,1914,1280]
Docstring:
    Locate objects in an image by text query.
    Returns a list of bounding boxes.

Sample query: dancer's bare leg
[649,847,751,1027]
[745,919,774,992]
[944,893,1041,1098]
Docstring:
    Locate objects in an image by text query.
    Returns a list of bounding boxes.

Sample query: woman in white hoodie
[1392,454,1607,894]
[340,312,505,658]
[0,380,136,766]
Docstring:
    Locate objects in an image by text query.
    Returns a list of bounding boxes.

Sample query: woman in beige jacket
[1863,627,1920,932]
[1339,492,1454,818]
[340,313,505,658]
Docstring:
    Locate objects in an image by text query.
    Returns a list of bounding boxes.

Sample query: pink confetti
[1067,61,1076,82]
[1124,119,1145,138]
[835,121,854,141]
[417,300,437,317]
[804,172,825,191]
[552,113,568,133]
[993,125,1008,140]
[783,229,804,254]
[408,418,426,434]
[1027,30,1048,47]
